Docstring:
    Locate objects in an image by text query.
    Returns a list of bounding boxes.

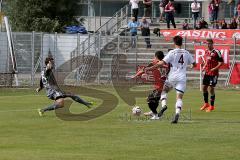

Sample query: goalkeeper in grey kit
[36,57,92,116]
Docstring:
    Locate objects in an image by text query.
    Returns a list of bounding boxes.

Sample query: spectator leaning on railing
[191,0,201,29]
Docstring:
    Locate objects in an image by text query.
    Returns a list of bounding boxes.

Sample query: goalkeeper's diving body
[36,57,92,116]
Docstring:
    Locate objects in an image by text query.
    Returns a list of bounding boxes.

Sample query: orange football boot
[200,103,210,111]
[206,106,215,112]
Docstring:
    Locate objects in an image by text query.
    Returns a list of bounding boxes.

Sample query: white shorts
[164,80,186,94]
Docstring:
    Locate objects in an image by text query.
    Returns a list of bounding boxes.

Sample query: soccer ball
[132,106,142,116]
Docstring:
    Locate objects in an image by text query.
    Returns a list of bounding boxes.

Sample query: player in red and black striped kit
[132,51,169,120]
[200,39,223,112]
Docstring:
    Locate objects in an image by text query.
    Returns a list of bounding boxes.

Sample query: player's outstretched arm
[131,63,153,79]
[145,60,165,72]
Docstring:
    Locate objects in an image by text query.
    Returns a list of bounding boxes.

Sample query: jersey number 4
[178,55,184,65]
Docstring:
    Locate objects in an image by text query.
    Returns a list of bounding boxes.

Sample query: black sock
[148,102,158,114]
[43,104,62,112]
[203,92,209,103]
[210,95,215,106]
[70,95,91,107]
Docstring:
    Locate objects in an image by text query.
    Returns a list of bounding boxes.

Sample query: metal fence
[0,32,239,87]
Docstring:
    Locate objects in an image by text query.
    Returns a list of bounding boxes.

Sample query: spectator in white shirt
[130,0,140,21]
[191,0,201,29]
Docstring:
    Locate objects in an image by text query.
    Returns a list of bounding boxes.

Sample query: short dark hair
[45,57,54,65]
[155,51,164,60]
[206,38,213,44]
[173,35,183,46]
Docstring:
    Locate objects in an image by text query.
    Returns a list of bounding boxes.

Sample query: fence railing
[0,32,239,87]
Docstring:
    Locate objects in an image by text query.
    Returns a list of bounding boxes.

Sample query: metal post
[40,32,43,70]
[184,36,187,50]
[54,32,58,79]
[120,8,123,27]
[200,64,202,91]
[126,5,129,26]
[88,34,90,55]
[117,35,120,83]
[31,31,35,86]
[225,37,237,86]
[97,33,101,84]
[116,14,119,32]
[76,33,80,85]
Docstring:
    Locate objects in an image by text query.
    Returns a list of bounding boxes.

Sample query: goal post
[4,16,19,86]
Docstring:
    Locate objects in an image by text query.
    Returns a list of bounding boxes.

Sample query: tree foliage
[5,0,83,32]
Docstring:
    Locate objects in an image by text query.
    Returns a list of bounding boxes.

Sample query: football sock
[43,104,62,112]
[70,95,92,107]
[175,99,183,114]
[203,92,209,103]
[161,91,167,107]
[161,99,167,108]
[148,102,158,114]
[210,95,215,106]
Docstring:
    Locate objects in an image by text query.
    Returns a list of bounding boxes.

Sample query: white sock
[161,99,167,108]
[161,91,167,108]
[175,99,183,114]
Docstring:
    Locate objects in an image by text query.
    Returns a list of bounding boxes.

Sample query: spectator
[227,23,232,29]
[228,0,239,18]
[128,17,140,48]
[143,0,152,19]
[220,19,228,29]
[237,0,240,19]
[238,17,240,28]
[208,0,215,25]
[130,0,140,21]
[230,17,238,29]
[140,17,151,48]
[159,0,169,22]
[165,0,176,29]
[197,17,208,29]
[213,0,221,22]
[191,0,201,29]
[182,19,190,30]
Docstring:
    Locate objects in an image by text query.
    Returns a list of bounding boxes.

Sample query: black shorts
[147,90,161,103]
[47,88,65,100]
[203,75,218,87]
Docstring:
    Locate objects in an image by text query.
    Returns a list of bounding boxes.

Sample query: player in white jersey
[145,36,196,123]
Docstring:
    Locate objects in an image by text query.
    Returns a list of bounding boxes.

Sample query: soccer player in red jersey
[200,38,223,112]
[132,51,169,120]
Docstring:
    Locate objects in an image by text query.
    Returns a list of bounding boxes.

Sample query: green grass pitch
[0,86,239,160]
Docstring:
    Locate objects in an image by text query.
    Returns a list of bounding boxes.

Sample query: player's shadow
[55,86,118,121]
